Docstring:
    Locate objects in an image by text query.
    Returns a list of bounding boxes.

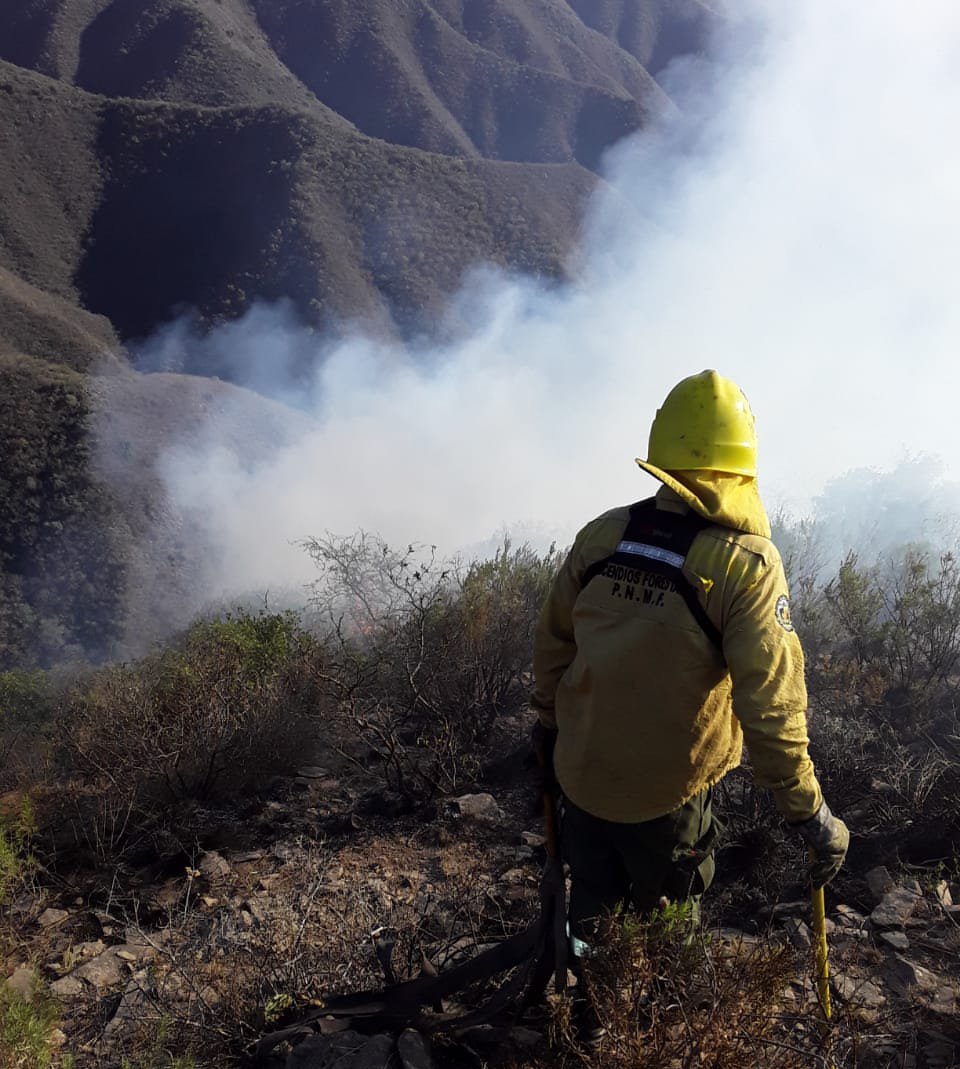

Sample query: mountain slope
[0,0,719,666]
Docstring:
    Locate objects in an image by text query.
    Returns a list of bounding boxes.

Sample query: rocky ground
[5,737,960,1068]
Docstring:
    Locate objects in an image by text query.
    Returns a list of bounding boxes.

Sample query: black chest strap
[581,498,724,655]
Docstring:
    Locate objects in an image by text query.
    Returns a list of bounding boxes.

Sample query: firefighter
[531,370,849,1046]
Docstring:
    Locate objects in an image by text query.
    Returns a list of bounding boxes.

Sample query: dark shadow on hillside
[75,104,317,341]
[74,1,201,99]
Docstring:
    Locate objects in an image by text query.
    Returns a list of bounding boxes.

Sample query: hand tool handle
[810,850,832,1022]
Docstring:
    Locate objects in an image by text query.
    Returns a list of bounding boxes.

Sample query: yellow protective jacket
[531,468,822,825]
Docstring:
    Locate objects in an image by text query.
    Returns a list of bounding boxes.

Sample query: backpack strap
[581,498,724,654]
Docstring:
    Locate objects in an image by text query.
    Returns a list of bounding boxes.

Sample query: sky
[120,0,960,604]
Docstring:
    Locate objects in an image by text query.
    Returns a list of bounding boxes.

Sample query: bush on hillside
[305,534,560,797]
[0,360,130,669]
[57,611,321,813]
[0,670,58,790]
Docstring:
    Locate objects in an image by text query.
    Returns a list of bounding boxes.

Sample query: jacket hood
[635,460,772,539]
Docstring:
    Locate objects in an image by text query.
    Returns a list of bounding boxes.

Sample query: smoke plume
[115,0,960,609]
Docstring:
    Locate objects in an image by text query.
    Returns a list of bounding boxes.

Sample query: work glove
[792,801,850,888]
[529,720,558,792]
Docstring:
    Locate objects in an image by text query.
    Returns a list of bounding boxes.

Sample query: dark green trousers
[561,788,719,954]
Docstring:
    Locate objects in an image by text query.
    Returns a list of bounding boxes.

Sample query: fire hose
[254,756,568,1064]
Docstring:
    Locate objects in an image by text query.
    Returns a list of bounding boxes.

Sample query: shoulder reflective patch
[775,594,794,632]
[616,541,686,569]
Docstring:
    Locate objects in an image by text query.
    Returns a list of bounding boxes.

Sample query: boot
[571,961,607,1051]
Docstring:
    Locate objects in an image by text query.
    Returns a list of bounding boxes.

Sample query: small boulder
[879,931,910,951]
[834,904,867,928]
[297,766,328,779]
[758,900,807,920]
[74,948,126,989]
[287,1030,367,1069]
[783,917,812,950]
[198,851,232,880]
[5,966,36,1001]
[831,971,886,1014]
[510,1027,544,1050]
[49,975,84,998]
[866,866,896,901]
[449,793,501,824]
[38,908,69,929]
[398,1029,432,1069]
[871,887,921,929]
[353,1034,397,1069]
[886,955,939,997]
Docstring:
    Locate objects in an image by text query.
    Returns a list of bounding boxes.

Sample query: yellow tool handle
[810,855,832,1022]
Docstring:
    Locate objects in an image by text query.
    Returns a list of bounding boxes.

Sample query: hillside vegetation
[3,536,960,1067]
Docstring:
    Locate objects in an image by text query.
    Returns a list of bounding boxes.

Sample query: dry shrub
[46,611,324,863]
[583,910,804,1068]
[58,611,319,805]
[503,907,854,1069]
[305,534,559,797]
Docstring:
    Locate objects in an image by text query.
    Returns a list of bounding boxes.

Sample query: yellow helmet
[644,370,758,476]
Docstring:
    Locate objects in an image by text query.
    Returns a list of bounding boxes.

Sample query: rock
[831,971,887,1013]
[49,975,84,998]
[297,766,328,779]
[63,940,106,967]
[871,887,921,929]
[715,927,760,947]
[520,831,546,848]
[515,846,534,862]
[886,955,939,997]
[783,917,812,949]
[245,898,269,925]
[936,880,953,907]
[879,931,910,951]
[287,1030,367,1069]
[499,868,527,886]
[198,851,232,880]
[125,927,165,949]
[397,1029,432,1069]
[231,849,265,863]
[74,948,127,989]
[866,866,896,901]
[38,908,69,928]
[449,793,501,824]
[929,988,958,1016]
[354,1034,397,1069]
[509,1026,544,1050]
[758,900,808,919]
[5,966,36,1000]
[103,970,152,1038]
[834,904,867,928]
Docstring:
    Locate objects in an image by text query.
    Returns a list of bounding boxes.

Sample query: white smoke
[122,0,960,603]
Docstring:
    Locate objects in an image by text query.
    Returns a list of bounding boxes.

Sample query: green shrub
[0,975,59,1069]
[0,795,36,904]
[0,670,58,790]
[0,670,56,730]
[58,610,321,808]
